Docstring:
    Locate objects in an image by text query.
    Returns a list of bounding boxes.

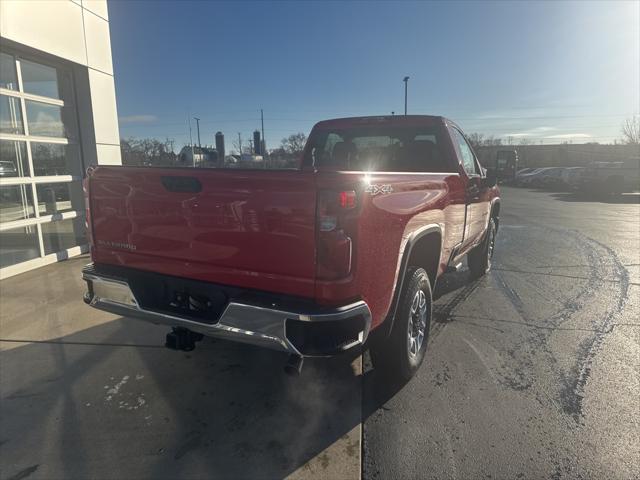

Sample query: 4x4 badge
[365,184,394,195]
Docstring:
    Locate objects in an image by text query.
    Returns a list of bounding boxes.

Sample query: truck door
[450,127,491,249]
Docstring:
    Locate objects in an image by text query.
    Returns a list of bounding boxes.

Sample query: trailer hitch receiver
[165,328,203,351]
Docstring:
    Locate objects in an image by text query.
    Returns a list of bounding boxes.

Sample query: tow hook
[165,328,203,351]
[284,354,304,375]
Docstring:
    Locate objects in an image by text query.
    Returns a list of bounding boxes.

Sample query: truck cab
[495,149,518,182]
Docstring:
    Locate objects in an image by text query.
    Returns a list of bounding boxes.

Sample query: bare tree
[281,132,307,154]
[230,133,244,155]
[484,135,503,146]
[466,132,485,150]
[465,133,503,148]
[621,117,640,145]
[120,137,176,166]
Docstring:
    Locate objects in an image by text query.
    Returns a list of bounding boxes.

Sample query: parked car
[536,167,566,189]
[0,161,17,177]
[81,115,501,381]
[579,158,640,194]
[517,167,554,186]
[516,167,535,177]
[560,166,585,189]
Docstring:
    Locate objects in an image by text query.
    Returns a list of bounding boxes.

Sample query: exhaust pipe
[284,354,304,376]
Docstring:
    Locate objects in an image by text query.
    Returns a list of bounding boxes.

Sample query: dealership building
[0,0,121,279]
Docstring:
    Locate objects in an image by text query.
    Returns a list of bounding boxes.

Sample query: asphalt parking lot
[1,186,639,480]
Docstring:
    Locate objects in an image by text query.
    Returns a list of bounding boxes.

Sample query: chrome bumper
[82,267,371,357]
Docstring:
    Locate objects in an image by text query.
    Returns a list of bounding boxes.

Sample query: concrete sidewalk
[0,256,362,480]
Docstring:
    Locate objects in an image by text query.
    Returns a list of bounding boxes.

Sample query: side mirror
[484,168,498,187]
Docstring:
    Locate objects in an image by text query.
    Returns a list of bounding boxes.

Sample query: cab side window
[451,128,479,176]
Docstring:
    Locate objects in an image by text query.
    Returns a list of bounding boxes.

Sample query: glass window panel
[20,59,60,99]
[36,182,83,216]
[31,143,80,176]
[0,53,18,90]
[0,225,40,268]
[36,181,84,215]
[0,185,35,223]
[0,95,24,134]
[0,140,29,177]
[25,100,64,137]
[41,217,86,255]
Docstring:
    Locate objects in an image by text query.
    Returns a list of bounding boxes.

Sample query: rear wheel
[370,267,432,382]
[468,217,497,278]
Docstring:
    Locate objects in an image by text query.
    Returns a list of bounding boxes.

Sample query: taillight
[317,190,358,280]
[339,190,356,209]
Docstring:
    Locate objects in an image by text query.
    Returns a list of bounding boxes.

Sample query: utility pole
[237,132,242,156]
[403,76,409,115]
[261,109,266,154]
[188,116,194,167]
[194,117,201,148]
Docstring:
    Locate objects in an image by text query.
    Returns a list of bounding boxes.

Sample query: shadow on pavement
[550,191,640,204]
[0,319,363,480]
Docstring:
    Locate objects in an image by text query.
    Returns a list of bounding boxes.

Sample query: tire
[370,267,432,382]
[468,217,497,278]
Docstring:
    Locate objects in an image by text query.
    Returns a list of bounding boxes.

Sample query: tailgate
[89,167,317,298]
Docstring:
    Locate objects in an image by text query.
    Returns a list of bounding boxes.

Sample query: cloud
[546,133,592,139]
[119,115,158,124]
[504,126,558,137]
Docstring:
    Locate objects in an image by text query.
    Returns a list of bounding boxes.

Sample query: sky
[109,0,639,151]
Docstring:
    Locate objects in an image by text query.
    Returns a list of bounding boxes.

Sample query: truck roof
[313,115,448,129]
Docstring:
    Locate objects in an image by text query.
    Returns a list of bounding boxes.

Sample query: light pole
[403,76,409,115]
[188,116,194,167]
[193,117,201,148]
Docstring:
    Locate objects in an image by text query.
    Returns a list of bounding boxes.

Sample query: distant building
[0,0,120,278]
[178,146,219,166]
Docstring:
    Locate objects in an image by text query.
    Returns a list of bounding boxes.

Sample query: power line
[119,111,637,128]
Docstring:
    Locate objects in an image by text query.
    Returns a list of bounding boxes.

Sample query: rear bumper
[82,264,371,357]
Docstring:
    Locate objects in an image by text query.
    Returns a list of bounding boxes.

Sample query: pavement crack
[5,465,39,480]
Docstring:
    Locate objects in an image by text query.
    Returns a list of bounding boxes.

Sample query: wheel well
[406,232,441,288]
[492,201,500,229]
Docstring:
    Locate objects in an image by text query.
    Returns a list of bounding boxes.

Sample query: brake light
[317,190,358,280]
[339,190,356,209]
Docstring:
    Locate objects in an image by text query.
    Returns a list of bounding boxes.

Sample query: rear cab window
[305,122,455,173]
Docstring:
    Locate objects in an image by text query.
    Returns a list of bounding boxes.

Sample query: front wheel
[370,267,432,382]
[468,217,497,278]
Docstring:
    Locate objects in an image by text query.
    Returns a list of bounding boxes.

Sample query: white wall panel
[88,69,120,146]
[96,143,121,165]
[84,10,113,74]
[83,0,109,21]
[0,0,87,65]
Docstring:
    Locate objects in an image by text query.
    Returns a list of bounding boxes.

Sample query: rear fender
[376,224,442,339]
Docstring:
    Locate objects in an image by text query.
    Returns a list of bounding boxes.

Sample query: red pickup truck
[82,115,500,380]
